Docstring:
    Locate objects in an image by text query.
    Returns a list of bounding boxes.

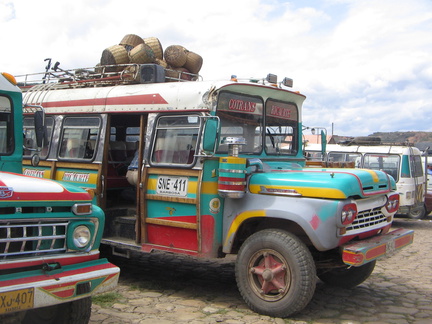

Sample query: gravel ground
[90,216,432,324]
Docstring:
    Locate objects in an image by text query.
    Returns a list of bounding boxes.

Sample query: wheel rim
[247,249,291,301]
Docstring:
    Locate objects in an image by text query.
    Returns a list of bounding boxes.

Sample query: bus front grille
[0,220,68,260]
[346,207,388,233]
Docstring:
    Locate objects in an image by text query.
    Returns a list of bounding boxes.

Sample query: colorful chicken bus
[305,142,426,219]
[19,64,413,317]
[0,72,119,324]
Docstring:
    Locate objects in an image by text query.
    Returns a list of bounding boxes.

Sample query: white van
[305,143,426,219]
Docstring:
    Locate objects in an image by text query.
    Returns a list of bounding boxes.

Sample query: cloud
[2,0,431,136]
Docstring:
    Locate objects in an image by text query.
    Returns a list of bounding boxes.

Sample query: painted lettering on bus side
[23,169,45,178]
[62,172,90,182]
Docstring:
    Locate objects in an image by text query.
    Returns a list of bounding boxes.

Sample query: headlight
[341,203,357,225]
[73,225,91,248]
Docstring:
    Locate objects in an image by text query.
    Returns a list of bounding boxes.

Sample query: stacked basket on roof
[99,34,203,81]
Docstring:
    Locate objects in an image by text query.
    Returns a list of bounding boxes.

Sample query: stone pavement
[90,217,432,324]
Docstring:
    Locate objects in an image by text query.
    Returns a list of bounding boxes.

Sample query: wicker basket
[184,51,203,74]
[155,58,168,68]
[165,67,194,81]
[144,37,163,60]
[164,45,188,68]
[100,45,129,71]
[129,43,155,64]
[120,34,144,51]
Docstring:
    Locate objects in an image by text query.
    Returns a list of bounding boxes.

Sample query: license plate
[0,288,34,314]
[156,176,188,197]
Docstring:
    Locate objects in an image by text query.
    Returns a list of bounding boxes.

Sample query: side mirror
[34,110,46,148]
[202,117,220,153]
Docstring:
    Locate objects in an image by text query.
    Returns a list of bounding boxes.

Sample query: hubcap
[247,249,291,301]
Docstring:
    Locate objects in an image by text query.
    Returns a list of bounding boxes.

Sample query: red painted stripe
[395,234,414,248]
[1,253,99,271]
[1,261,118,286]
[365,244,386,260]
[11,191,90,201]
[51,288,75,298]
[41,94,168,109]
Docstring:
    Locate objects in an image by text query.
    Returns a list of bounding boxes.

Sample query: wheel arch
[225,216,313,255]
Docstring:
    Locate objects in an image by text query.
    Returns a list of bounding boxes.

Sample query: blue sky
[1,0,431,136]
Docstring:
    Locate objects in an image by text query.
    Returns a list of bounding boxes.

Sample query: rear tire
[317,261,376,289]
[235,229,316,318]
[22,297,92,324]
[408,206,426,219]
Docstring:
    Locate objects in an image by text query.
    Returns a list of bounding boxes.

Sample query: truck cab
[0,72,119,324]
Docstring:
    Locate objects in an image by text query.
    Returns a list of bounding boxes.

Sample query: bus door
[54,115,104,202]
[104,114,142,209]
[139,114,203,255]
[23,115,104,203]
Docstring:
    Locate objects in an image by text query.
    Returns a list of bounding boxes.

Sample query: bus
[0,72,119,324]
[18,63,413,317]
[305,142,426,219]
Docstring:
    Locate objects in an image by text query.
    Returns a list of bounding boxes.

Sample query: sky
[1,0,431,137]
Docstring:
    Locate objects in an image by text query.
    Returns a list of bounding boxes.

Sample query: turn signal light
[1,72,17,85]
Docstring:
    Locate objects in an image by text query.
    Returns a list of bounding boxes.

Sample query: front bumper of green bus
[0,258,119,316]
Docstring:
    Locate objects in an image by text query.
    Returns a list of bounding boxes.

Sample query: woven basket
[155,58,168,68]
[100,45,129,71]
[164,45,188,68]
[129,43,155,64]
[165,67,193,81]
[184,51,203,74]
[144,37,163,60]
[120,34,144,51]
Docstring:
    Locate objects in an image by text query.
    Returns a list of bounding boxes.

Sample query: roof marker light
[1,72,17,86]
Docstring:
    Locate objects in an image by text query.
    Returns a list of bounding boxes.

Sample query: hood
[248,167,394,199]
[0,172,91,202]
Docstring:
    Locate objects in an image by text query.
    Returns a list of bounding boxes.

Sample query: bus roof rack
[16,63,202,91]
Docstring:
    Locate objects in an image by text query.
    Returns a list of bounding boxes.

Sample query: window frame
[58,116,101,161]
[149,114,202,167]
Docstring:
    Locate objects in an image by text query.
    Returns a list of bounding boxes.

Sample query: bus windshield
[216,91,298,155]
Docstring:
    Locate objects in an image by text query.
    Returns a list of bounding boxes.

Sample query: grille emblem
[0,187,13,198]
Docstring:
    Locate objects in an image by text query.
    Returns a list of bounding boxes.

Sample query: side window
[59,117,100,160]
[151,115,200,166]
[0,95,13,155]
[23,116,54,159]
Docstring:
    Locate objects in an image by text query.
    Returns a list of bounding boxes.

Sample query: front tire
[235,229,316,318]
[22,297,92,324]
[317,261,376,289]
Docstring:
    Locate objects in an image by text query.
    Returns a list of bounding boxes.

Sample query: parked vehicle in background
[305,142,426,219]
[0,72,119,324]
[18,63,413,317]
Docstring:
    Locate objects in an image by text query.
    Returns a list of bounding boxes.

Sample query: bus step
[105,215,136,239]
